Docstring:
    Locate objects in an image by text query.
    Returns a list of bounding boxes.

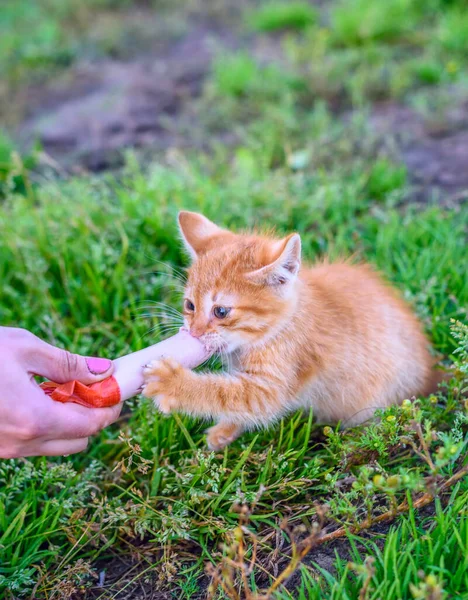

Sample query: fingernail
[86,357,112,374]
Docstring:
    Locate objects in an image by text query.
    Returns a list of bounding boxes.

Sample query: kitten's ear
[246,233,301,287]
[178,211,224,259]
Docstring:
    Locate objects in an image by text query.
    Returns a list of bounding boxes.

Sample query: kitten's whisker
[139,253,187,280]
[132,312,183,325]
[133,317,183,329]
[148,259,188,287]
[134,307,183,319]
[150,268,186,282]
[198,356,216,370]
[139,323,183,343]
[221,348,233,373]
[149,277,185,293]
[135,311,183,322]
[136,303,183,316]
[138,301,183,316]
[156,325,184,334]
[152,328,184,338]
[149,279,185,292]
[133,311,182,319]
[150,257,188,280]
[147,270,185,284]
[139,325,161,341]
[152,319,182,327]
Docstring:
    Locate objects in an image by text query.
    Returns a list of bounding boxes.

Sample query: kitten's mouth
[202,334,228,354]
[179,327,227,354]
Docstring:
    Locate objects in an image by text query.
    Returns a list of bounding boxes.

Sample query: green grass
[211,52,302,100]
[329,0,420,46]
[0,0,143,90]
[278,485,468,599]
[247,1,317,32]
[1,0,74,83]
[437,8,468,56]
[0,132,38,199]
[224,0,468,113]
[212,53,259,97]
[1,0,468,598]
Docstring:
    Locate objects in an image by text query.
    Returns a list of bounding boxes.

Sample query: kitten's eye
[213,306,230,319]
[184,299,195,312]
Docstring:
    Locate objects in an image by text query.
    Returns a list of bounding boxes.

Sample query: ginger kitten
[143,211,436,450]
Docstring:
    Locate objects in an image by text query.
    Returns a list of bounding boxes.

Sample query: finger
[24,338,114,385]
[25,384,123,440]
[26,437,90,457]
[43,399,124,440]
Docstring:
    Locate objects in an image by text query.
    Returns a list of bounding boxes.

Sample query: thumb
[26,339,114,385]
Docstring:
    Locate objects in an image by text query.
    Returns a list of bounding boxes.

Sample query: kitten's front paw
[142,357,186,414]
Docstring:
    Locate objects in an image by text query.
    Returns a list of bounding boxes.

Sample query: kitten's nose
[189,327,205,339]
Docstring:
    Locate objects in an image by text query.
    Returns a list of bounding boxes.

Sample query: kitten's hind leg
[206,422,243,451]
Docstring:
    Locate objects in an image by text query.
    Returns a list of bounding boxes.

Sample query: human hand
[0,327,122,459]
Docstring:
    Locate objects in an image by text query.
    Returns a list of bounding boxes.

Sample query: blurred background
[2,0,468,190]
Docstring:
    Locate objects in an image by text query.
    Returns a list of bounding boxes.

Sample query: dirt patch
[79,541,209,600]
[18,21,236,172]
[372,100,468,203]
[403,130,468,201]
